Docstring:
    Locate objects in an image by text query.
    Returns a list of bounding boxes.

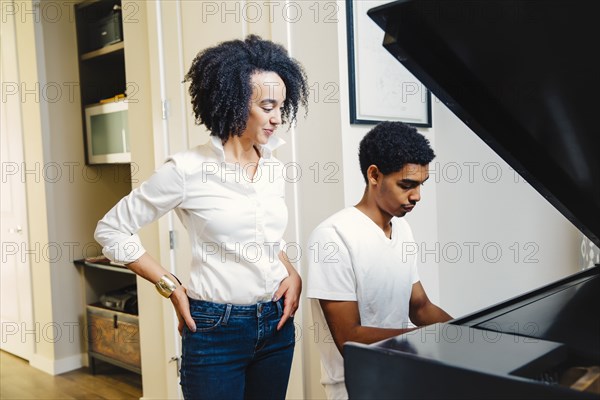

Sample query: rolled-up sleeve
[94,160,185,264]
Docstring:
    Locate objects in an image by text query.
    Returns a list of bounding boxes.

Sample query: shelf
[89,351,141,374]
[77,0,103,9]
[88,302,138,316]
[81,41,124,61]
[84,97,127,108]
[86,262,134,274]
[75,259,134,275]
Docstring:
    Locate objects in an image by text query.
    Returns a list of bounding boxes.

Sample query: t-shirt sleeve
[306,226,357,301]
[411,253,420,285]
[404,221,420,286]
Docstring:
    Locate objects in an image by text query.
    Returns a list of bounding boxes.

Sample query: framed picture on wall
[347,0,432,127]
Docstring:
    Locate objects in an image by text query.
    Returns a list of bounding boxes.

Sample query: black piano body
[346,267,599,399]
[344,1,600,398]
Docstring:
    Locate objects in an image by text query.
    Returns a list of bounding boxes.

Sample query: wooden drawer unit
[87,303,141,374]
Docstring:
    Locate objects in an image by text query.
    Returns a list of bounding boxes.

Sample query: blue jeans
[180,298,295,400]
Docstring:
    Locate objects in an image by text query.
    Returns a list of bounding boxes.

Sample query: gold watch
[155,275,177,298]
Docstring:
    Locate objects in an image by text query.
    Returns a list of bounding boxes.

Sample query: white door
[0,4,34,360]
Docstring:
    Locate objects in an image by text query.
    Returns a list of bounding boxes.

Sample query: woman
[95,35,309,399]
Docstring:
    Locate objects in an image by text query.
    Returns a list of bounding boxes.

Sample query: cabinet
[74,259,140,374]
[74,0,130,164]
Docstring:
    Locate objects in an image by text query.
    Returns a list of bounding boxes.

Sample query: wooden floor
[0,351,142,399]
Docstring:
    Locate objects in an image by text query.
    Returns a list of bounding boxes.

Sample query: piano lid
[368,0,600,246]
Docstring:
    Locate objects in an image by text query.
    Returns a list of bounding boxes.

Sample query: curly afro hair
[359,121,435,183]
[184,35,309,142]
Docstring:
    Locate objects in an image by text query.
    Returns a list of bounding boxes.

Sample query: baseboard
[29,352,83,375]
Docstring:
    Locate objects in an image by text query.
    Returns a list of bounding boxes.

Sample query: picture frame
[346,0,432,127]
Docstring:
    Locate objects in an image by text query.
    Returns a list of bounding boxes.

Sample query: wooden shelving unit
[74,259,140,375]
[72,0,138,376]
[74,0,129,165]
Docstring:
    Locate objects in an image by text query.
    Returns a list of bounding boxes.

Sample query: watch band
[155,274,177,298]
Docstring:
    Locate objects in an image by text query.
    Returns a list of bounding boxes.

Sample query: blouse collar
[209,135,286,161]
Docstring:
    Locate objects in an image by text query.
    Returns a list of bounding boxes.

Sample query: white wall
[434,101,582,316]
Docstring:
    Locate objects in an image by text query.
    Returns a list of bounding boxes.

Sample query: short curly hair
[359,121,435,183]
[184,35,309,142]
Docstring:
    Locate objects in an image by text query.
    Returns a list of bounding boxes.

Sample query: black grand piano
[344,1,600,398]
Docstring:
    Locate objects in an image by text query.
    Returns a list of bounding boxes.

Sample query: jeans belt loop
[275,299,283,317]
[222,304,232,325]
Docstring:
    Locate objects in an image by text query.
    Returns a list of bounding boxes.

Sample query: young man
[307,121,452,399]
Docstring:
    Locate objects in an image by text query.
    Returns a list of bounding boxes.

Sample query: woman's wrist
[170,285,186,304]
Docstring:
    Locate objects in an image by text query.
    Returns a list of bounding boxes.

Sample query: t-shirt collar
[210,135,285,161]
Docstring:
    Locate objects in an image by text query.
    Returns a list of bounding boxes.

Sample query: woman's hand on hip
[273,272,302,331]
[170,286,196,335]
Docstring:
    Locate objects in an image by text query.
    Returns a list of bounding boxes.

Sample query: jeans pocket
[190,312,222,332]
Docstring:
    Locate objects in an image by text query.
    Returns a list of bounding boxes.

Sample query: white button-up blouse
[94,136,290,304]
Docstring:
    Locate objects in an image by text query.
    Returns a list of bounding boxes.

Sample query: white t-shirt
[95,135,289,305]
[306,207,420,399]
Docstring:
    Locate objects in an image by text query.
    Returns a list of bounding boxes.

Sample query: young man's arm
[319,300,416,355]
[320,281,452,356]
[408,281,452,325]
